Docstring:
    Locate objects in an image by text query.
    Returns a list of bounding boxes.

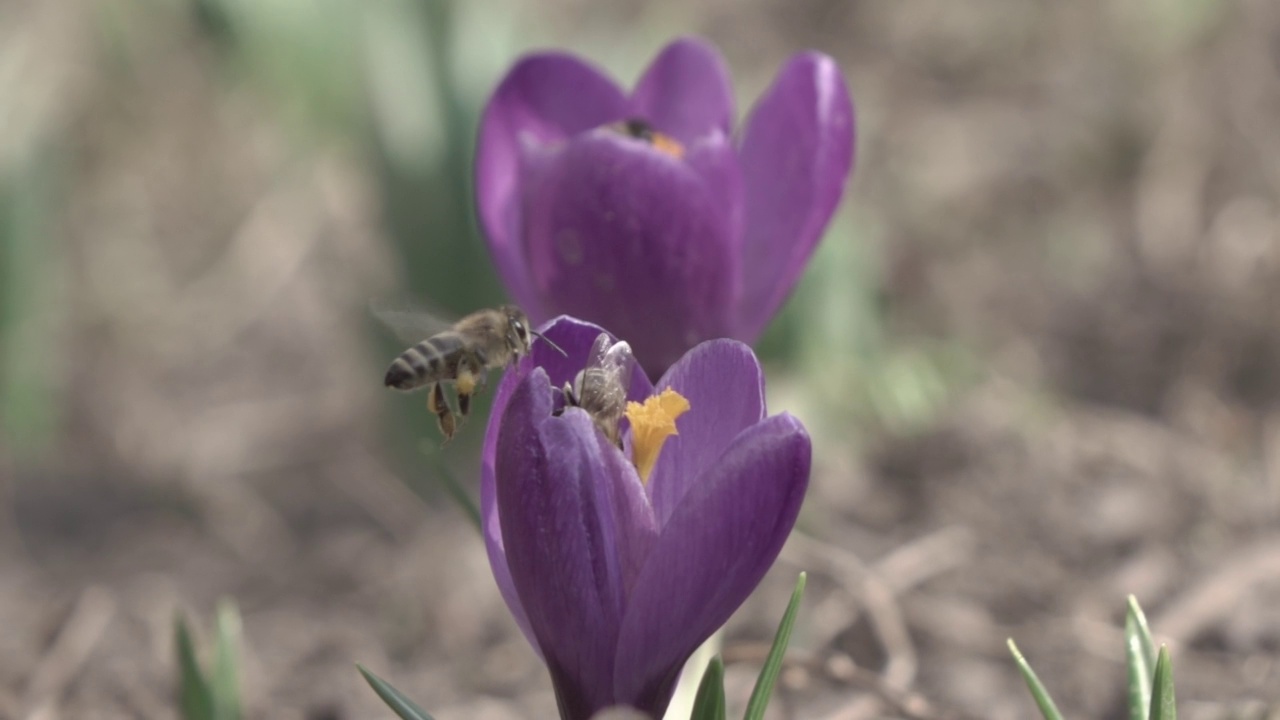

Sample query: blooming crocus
[475,37,855,377]
[481,317,810,719]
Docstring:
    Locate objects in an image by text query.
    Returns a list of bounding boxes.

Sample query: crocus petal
[647,339,765,526]
[481,317,654,653]
[520,132,739,377]
[613,414,811,714]
[736,52,855,340]
[498,370,653,718]
[683,131,743,259]
[477,54,630,319]
[481,317,616,650]
[629,37,735,145]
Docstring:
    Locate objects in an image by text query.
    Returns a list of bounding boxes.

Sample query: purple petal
[480,477,536,655]
[647,340,765,526]
[683,131,743,261]
[481,317,654,651]
[497,370,652,718]
[520,131,740,378]
[736,52,855,340]
[476,54,630,321]
[573,407,660,598]
[612,414,811,714]
[629,37,735,145]
[481,317,614,650]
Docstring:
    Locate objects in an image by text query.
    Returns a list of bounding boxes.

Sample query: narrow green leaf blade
[689,655,726,720]
[211,600,243,720]
[1125,596,1156,720]
[357,664,436,720]
[1147,646,1176,720]
[1007,639,1065,720]
[743,572,806,720]
[1127,596,1157,668]
[175,615,214,720]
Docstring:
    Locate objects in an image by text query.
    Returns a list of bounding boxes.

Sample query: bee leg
[457,389,473,419]
[467,354,488,395]
[427,382,456,442]
[454,355,486,423]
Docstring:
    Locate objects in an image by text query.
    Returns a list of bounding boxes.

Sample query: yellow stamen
[625,388,691,484]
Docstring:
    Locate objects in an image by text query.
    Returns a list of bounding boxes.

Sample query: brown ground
[4,1,1280,719]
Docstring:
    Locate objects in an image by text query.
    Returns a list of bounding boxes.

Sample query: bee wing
[368,297,456,344]
[598,339,633,378]
[584,333,614,369]
[591,336,634,406]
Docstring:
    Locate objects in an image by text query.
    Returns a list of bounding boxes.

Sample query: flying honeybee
[376,303,562,442]
[560,333,634,447]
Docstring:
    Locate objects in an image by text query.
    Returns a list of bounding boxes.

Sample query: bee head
[501,305,533,355]
[501,305,567,359]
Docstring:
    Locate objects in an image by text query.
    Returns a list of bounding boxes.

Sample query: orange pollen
[625,388,691,484]
[648,133,685,159]
[608,120,686,159]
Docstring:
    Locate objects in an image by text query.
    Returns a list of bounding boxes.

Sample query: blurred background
[3,0,1280,718]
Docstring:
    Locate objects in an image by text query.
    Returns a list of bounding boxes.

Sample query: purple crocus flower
[481,317,810,719]
[475,37,855,377]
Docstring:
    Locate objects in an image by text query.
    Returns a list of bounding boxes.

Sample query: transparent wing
[579,334,633,410]
[597,339,633,386]
[369,297,456,344]
[584,333,613,371]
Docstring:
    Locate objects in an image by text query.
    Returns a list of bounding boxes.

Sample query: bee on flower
[481,317,811,720]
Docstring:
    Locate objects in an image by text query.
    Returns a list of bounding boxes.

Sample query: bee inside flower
[481,316,810,720]
[554,332,692,483]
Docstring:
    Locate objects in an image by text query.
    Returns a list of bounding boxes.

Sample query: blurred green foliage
[0,144,63,457]
[176,601,243,720]
[762,207,971,436]
[185,0,516,485]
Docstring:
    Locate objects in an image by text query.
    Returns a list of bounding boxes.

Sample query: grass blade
[357,664,436,720]
[1125,596,1156,720]
[211,601,242,720]
[743,573,806,720]
[175,615,213,720]
[1007,639,1065,720]
[689,655,726,720]
[1147,646,1176,720]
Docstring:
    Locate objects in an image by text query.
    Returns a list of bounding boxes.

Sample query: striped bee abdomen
[384,333,465,391]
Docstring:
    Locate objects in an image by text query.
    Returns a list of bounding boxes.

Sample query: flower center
[625,388,690,484]
[610,117,685,159]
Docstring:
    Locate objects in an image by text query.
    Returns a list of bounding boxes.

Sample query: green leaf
[357,664,436,720]
[1125,595,1157,720]
[743,572,806,720]
[689,655,726,720]
[1007,639,1065,720]
[1147,646,1176,720]
[211,600,243,720]
[175,615,214,720]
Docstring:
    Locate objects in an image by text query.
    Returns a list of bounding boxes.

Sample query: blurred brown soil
[5,1,1280,719]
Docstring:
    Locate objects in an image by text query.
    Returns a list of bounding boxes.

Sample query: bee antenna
[530,330,568,357]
